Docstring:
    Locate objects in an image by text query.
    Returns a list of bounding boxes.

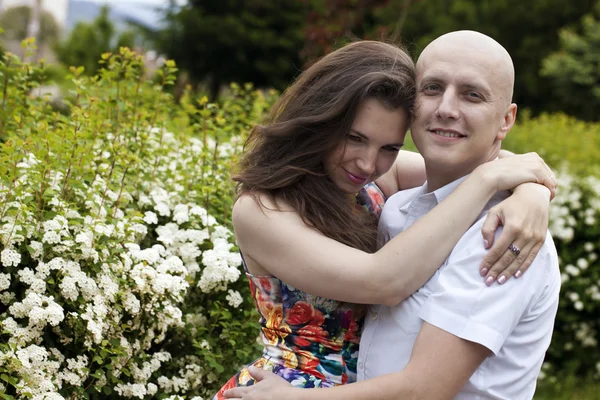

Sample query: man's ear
[496,103,517,141]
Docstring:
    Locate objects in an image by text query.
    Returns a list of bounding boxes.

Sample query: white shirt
[357,177,561,400]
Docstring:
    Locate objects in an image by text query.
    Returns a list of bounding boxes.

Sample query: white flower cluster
[226,289,244,308]
[198,235,242,293]
[0,124,247,397]
[1,247,22,267]
[0,344,65,397]
[574,322,598,348]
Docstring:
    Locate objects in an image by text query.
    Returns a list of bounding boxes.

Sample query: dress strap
[240,252,250,273]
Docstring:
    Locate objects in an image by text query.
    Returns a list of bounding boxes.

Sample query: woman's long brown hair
[233,40,416,253]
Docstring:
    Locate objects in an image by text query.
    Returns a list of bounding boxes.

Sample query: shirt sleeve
[418,219,553,355]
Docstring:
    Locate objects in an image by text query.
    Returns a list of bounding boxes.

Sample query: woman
[213,40,555,398]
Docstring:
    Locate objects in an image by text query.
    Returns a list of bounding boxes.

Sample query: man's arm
[224,323,490,400]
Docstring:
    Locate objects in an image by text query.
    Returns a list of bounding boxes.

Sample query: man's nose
[436,91,460,120]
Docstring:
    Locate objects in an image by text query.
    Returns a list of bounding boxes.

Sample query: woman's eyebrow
[349,129,369,139]
[349,129,403,147]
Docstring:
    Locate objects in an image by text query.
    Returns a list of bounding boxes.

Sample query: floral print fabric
[213,183,385,397]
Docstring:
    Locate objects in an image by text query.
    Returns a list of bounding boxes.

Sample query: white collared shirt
[357,177,561,400]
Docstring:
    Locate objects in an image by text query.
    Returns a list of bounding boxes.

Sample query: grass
[534,377,599,400]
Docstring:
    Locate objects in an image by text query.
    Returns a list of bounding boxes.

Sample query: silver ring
[508,244,521,256]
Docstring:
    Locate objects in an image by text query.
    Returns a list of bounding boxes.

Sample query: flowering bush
[500,111,600,385]
[539,171,600,385]
[0,44,273,399]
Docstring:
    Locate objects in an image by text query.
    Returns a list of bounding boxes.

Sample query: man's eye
[466,91,483,100]
[421,84,441,93]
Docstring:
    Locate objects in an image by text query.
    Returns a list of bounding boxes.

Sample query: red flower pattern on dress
[286,301,315,325]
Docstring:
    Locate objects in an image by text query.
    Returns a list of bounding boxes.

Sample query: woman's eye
[348,134,363,142]
[382,145,401,152]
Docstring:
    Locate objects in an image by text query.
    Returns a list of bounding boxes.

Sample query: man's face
[411,43,515,183]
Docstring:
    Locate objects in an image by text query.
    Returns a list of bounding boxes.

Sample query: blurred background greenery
[2,0,599,119]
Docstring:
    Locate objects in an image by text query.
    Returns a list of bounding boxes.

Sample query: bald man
[224,31,560,400]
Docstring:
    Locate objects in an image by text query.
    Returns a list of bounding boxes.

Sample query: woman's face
[324,98,410,194]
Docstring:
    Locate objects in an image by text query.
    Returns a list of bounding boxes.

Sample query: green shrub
[0,44,272,398]
[504,111,600,176]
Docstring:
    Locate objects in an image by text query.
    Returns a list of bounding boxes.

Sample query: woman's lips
[344,170,368,185]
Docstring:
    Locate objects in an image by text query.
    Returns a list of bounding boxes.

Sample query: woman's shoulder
[234,192,294,215]
[233,192,298,231]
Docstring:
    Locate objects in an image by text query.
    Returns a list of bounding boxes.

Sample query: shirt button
[358,361,364,369]
[371,312,378,320]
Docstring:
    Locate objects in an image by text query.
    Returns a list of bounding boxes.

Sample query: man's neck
[425,167,468,192]
[424,150,502,192]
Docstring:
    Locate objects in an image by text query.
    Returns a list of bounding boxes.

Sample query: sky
[86,0,186,5]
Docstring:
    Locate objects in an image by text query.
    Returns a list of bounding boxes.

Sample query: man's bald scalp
[417,30,515,105]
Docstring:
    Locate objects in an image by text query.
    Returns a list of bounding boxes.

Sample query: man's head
[411,30,517,190]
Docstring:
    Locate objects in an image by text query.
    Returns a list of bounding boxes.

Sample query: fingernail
[515,270,522,278]
[483,239,489,248]
[480,268,488,276]
[498,275,506,285]
[485,276,495,286]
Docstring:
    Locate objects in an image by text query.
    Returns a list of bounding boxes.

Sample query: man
[224,30,560,400]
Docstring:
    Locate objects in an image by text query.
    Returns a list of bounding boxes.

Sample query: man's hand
[224,366,298,400]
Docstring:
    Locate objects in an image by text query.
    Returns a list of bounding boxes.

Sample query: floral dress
[213,183,386,398]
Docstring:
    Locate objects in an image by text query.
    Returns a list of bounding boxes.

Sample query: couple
[216,30,560,400]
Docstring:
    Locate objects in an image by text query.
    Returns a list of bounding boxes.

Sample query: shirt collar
[398,174,470,213]
[427,175,470,204]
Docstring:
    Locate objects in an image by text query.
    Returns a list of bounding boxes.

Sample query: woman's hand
[472,152,556,285]
[223,367,297,400]
[477,152,557,199]
[479,182,551,285]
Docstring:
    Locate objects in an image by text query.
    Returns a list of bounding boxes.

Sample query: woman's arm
[233,153,555,306]
[376,149,554,286]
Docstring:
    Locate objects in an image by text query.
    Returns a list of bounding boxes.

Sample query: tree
[158,0,307,100]
[54,6,136,76]
[0,5,60,44]
[373,0,598,116]
[300,0,391,61]
[541,2,600,121]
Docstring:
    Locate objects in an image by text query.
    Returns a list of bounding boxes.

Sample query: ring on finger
[508,243,521,256]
